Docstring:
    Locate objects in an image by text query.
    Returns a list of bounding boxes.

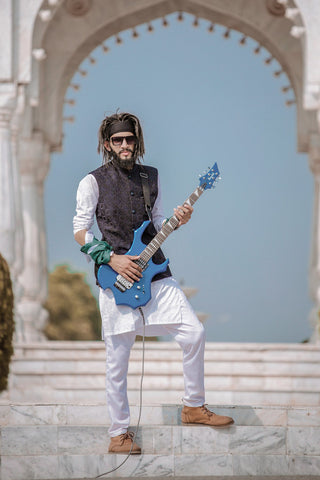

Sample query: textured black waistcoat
[90,163,171,282]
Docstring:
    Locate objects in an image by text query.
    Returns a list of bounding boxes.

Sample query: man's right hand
[108,254,143,283]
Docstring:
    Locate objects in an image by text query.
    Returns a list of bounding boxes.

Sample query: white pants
[103,306,206,437]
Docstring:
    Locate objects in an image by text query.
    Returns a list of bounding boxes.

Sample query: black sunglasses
[110,135,137,146]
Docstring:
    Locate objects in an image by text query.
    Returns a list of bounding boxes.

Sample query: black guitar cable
[95,307,146,478]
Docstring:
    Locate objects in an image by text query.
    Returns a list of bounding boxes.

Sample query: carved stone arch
[28,0,313,154]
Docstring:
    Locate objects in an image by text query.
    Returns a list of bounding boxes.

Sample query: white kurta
[73,172,193,335]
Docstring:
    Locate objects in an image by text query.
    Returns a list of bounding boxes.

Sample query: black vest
[90,163,171,282]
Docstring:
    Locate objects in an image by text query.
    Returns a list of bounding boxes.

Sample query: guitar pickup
[114,274,133,291]
[114,281,126,292]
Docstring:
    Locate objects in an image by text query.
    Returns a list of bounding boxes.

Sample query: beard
[109,148,137,170]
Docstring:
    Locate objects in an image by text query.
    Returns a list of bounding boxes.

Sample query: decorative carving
[266,0,286,16]
[65,0,92,17]
[285,8,300,21]
[39,9,53,22]
[290,26,305,39]
[0,110,11,126]
[32,49,47,61]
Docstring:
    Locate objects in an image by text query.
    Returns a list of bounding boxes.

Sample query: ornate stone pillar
[0,85,17,269]
[308,133,320,343]
[10,86,26,340]
[0,84,28,341]
[17,133,50,341]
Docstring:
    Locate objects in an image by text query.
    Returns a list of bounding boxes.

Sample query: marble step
[4,341,320,406]
[12,341,320,362]
[7,371,320,392]
[2,385,320,406]
[1,403,319,427]
[49,478,320,480]
[48,478,320,480]
[1,405,320,479]
[9,342,320,385]
[10,358,320,376]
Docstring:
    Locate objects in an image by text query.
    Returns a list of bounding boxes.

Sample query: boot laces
[119,431,134,445]
[200,404,213,417]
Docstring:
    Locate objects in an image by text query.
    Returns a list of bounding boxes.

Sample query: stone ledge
[3,387,320,405]
[3,424,320,456]
[10,359,320,375]
[12,341,320,350]
[1,403,320,427]
[8,373,320,392]
[2,453,320,479]
[34,477,320,480]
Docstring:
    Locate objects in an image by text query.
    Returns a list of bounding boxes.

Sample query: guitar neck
[139,185,205,264]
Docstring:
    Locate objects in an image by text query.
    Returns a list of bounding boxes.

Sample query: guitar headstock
[198,163,221,190]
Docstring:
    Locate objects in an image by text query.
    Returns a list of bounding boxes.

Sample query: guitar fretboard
[139,185,205,264]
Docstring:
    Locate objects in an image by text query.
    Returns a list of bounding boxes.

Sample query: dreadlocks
[97,112,145,166]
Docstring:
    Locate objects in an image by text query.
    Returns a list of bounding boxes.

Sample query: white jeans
[103,305,206,437]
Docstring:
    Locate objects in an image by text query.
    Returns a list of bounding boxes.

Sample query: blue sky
[45,13,314,343]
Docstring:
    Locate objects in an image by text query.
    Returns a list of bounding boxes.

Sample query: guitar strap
[139,168,152,221]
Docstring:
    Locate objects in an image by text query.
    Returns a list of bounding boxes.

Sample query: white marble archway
[1,0,320,341]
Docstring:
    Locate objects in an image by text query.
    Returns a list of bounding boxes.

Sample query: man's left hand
[174,203,193,227]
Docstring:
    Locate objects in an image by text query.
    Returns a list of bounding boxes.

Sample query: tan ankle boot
[108,431,141,454]
[181,404,234,427]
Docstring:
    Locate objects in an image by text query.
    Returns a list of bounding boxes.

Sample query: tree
[0,253,14,392]
[44,265,101,340]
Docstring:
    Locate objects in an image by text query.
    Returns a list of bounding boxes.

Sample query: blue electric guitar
[97,163,221,309]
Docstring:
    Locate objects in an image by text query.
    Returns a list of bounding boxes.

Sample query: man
[73,112,233,454]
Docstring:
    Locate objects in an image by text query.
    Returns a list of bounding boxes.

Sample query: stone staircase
[1,403,320,479]
[1,341,320,479]
[1,341,320,405]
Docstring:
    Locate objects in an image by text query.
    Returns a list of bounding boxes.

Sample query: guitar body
[97,221,169,309]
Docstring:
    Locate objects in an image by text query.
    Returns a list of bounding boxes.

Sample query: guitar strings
[95,307,146,478]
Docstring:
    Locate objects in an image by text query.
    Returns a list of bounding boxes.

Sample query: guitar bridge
[114,274,133,292]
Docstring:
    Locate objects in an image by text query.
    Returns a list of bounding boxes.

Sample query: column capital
[19,132,50,182]
[0,84,18,130]
[0,83,17,118]
[11,85,26,135]
[304,83,320,111]
[0,109,12,126]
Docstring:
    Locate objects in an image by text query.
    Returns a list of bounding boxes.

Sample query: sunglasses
[110,135,137,146]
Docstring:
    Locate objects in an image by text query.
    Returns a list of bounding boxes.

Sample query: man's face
[104,131,137,161]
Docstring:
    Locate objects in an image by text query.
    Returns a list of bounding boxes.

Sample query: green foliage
[0,253,14,392]
[44,265,101,340]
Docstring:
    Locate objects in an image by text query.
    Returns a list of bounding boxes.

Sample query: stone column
[10,86,26,340]
[0,86,16,269]
[308,133,320,343]
[0,84,28,341]
[17,133,50,341]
